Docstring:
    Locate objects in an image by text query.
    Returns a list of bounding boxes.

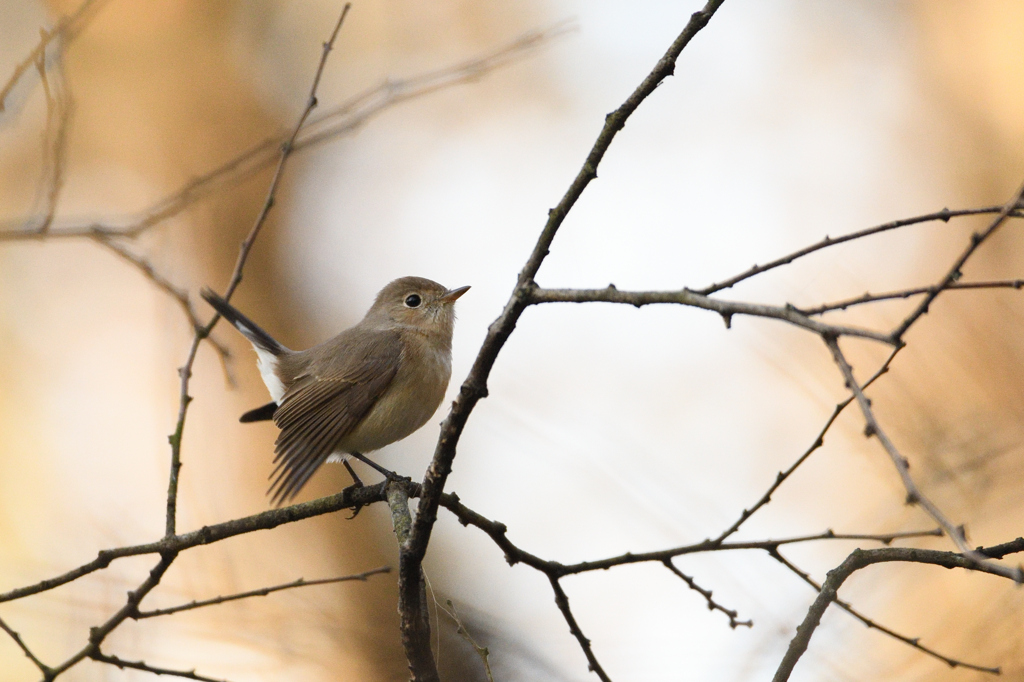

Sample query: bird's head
[368,276,469,342]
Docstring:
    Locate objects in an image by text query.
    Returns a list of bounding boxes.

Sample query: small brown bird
[201,277,469,504]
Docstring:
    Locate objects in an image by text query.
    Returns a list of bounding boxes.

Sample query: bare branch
[713,347,901,544]
[0,24,566,241]
[0,483,383,604]
[891,180,1024,341]
[798,279,1024,316]
[548,528,944,577]
[91,652,229,682]
[824,335,1023,580]
[528,284,895,345]
[92,235,233,376]
[694,206,1024,296]
[0,0,108,113]
[550,576,612,682]
[46,553,175,679]
[0,615,52,677]
[662,559,752,629]
[389,482,438,682]
[769,549,999,675]
[771,543,1024,682]
[135,566,390,619]
[440,599,495,682]
[165,3,352,539]
[28,48,72,235]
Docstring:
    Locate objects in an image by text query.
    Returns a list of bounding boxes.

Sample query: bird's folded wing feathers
[268,330,401,504]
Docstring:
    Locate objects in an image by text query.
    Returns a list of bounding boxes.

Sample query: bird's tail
[201,288,287,356]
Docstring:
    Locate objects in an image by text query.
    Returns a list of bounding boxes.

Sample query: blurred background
[1,0,1023,680]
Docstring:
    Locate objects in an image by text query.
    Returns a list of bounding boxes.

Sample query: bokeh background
[2,1,1024,680]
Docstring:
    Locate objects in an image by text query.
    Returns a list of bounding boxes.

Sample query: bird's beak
[439,285,471,303]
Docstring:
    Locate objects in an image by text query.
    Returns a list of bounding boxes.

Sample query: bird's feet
[342,459,366,519]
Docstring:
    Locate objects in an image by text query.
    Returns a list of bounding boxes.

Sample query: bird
[201,277,469,504]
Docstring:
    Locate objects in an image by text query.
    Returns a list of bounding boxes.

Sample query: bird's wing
[268,329,401,504]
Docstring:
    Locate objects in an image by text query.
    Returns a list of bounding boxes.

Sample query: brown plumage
[202,277,469,504]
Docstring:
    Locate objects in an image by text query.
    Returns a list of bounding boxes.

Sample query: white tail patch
[253,347,285,403]
[326,453,349,464]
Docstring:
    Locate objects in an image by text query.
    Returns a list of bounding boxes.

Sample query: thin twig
[550,576,612,682]
[662,560,752,629]
[440,599,495,682]
[0,0,108,113]
[771,543,1024,682]
[45,553,175,680]
[711,347,902,544]
[93,235,233,377]
[165,2,352,539]
[0,614,52,677]
[29,48,72,235]
[769,549,999,675]
[549,529,944,577]
[890,180,1024,341]
[91,651,229,682]
[798,279,1024,316]
[694,206,1024,296]
[0,24,565,240]
[135,566,390,618]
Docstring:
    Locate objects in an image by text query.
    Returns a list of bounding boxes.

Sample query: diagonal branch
[91,652,229,682]
[134,566,390,619]
[0,614,52,677]
[695,206,1024,296]
[549,576,612,682]
[45,553,175,680]
[769,549,999,675]
[93,236,233,376]
[662,559,752,629]
[439,599,495,682]
[712,347,901,544]
[824,335,1023,580]
[890,179,1024,341]
[771,543,1024,682]
[797,279,1024,316]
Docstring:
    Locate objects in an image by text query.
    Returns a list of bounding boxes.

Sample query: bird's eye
[404,294,422,308]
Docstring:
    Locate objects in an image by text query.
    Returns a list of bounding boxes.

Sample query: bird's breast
[339,338,452,453]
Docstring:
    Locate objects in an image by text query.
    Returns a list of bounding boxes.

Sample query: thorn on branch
[721,312,732,329]
[862,423,876,438]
